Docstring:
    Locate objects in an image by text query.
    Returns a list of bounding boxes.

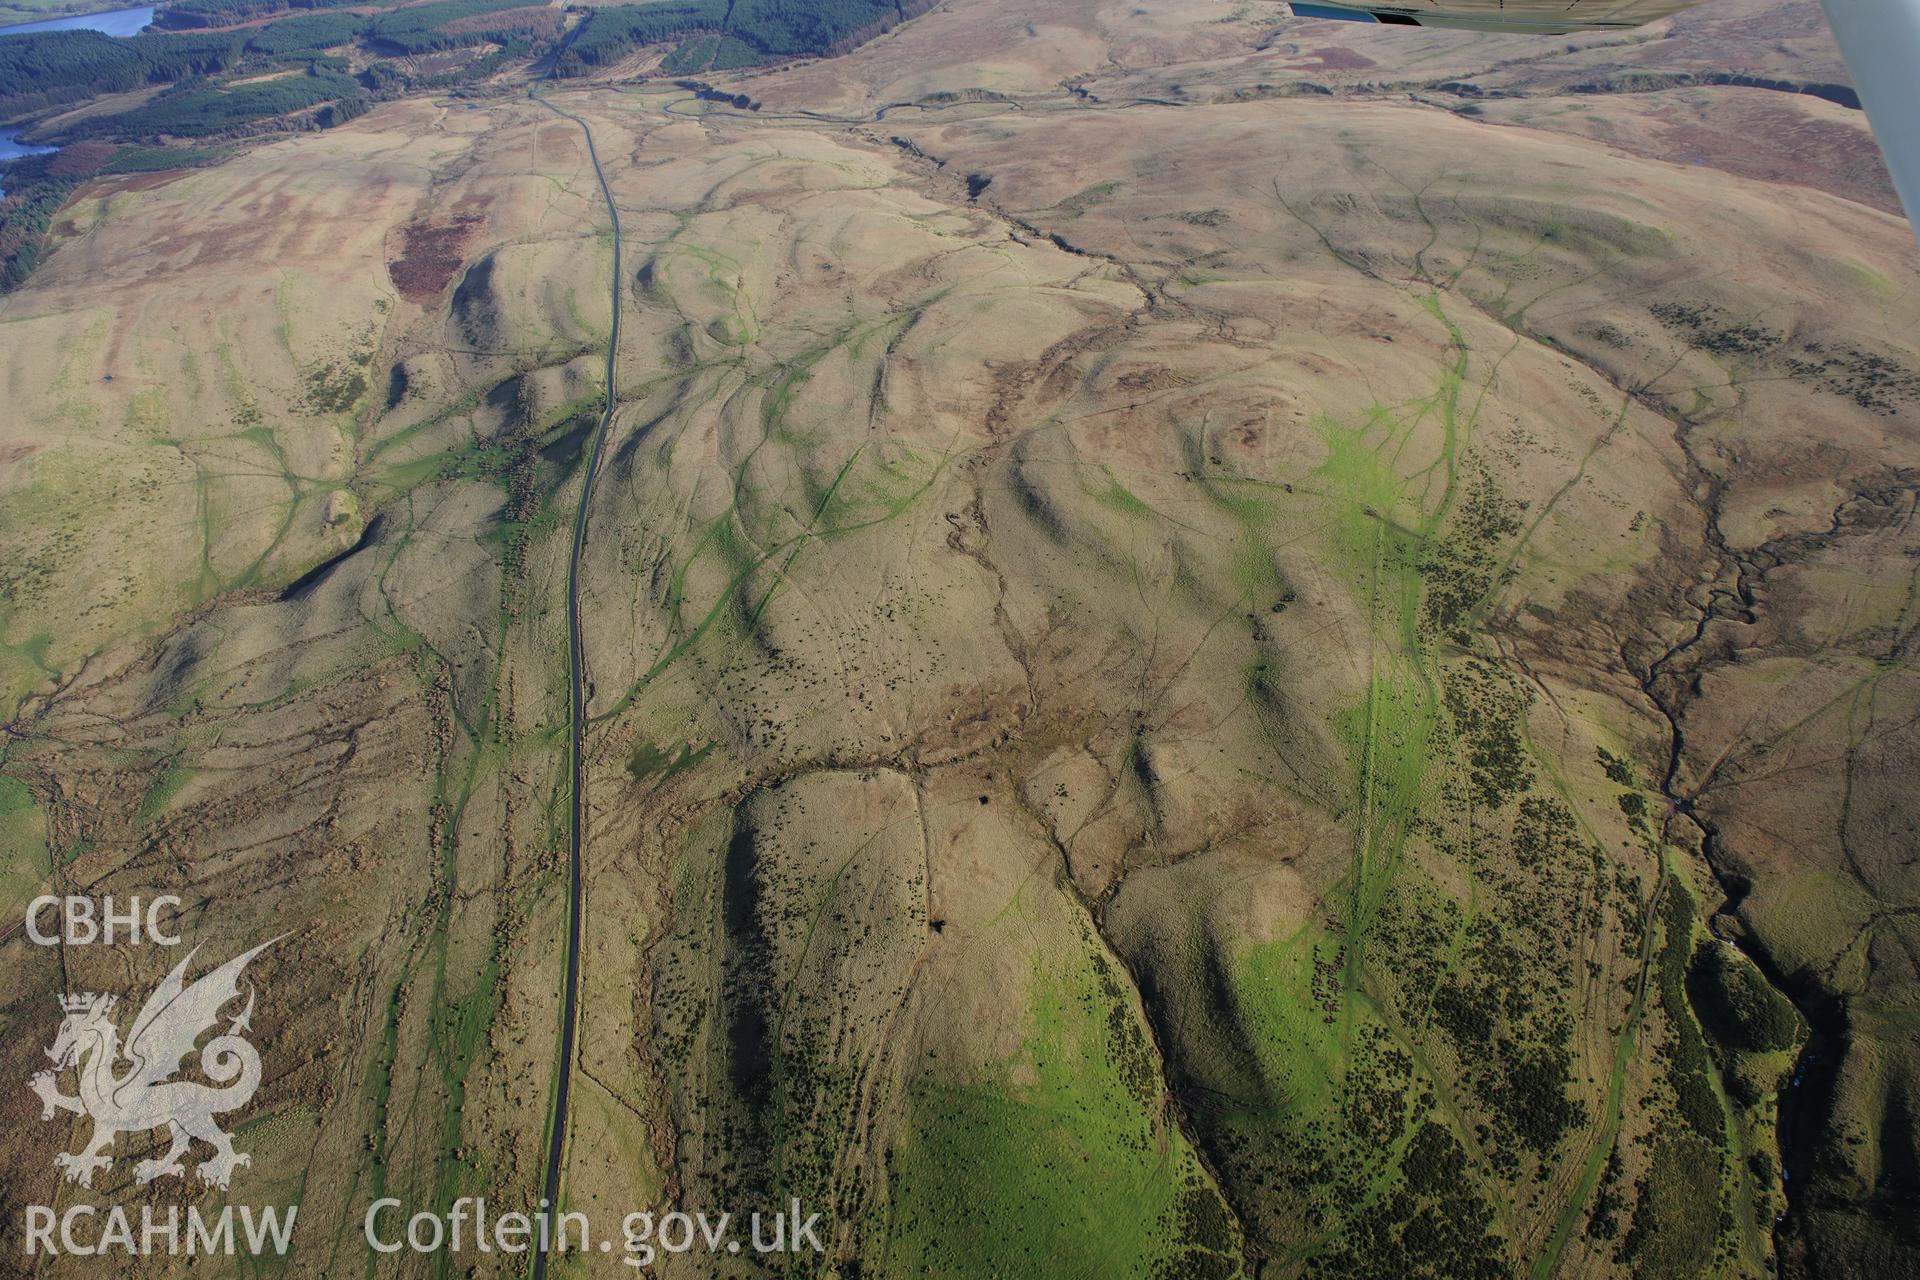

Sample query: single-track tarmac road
[529,83,620,1280]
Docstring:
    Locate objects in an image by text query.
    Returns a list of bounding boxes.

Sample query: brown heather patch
[46,142,118,180]
[438,5,562,39]
[1287,45,1375,73]
[387,212,482,302]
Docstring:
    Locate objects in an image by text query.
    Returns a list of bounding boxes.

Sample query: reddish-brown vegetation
[46,142,118,180]
[439,5,562,40]
[387,212,482,302]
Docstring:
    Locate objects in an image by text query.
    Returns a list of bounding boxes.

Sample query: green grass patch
[136,762,195,823]
[0,774,49,922]
[884,938,1240,1278]
[625,738,713,781]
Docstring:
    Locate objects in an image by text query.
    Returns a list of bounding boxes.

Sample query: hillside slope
[0,2,1913,1276]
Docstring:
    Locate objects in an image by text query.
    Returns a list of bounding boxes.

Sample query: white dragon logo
[30,938,279,1190]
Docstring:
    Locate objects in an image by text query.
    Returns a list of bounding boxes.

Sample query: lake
[0,5,154,37]
[0,127,60,199]
[0,4,157,194]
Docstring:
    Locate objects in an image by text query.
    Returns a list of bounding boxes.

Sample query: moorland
[0,2,1915,1277]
